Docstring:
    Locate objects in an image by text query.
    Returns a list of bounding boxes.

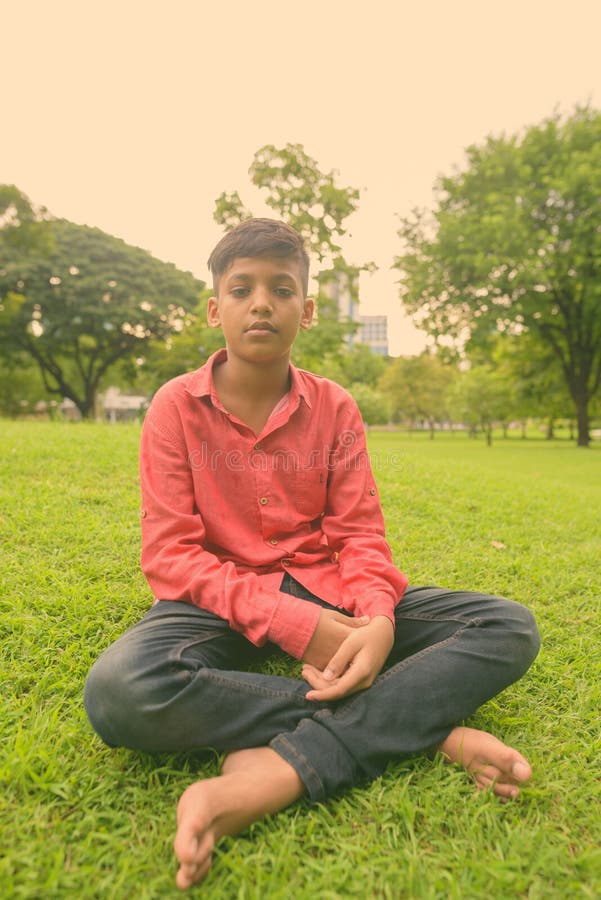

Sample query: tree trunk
[574,395,590,447]
[521,420,527,439]
[483,420,492,447]
[77,385,97,419]
[546,416,555,440]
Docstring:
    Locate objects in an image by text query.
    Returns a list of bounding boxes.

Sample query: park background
[2,1,601,897]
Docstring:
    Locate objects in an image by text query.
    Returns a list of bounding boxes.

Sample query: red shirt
[139,349,408,659]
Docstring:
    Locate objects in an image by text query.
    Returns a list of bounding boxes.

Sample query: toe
[471,764,500,790]
[491,780,521,800]
[176,864,196,891]
[173,828,199,867]
[176,856,212,891]
[511,759,532,782]
[471,762,523,799]
[496,747,531,780]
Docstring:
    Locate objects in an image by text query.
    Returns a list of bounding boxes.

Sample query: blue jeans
[84,575,540,802]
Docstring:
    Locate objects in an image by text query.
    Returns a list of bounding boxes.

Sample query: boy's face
[207,255,314,366]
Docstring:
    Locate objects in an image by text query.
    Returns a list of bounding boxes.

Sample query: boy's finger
[301,663,326,682]
[323,633,365,680]
[302,665,332,691]
[305,668,365,701]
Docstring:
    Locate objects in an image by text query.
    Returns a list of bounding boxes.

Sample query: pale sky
[3,0,600,355]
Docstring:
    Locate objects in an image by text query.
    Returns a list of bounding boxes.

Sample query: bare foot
[173,747,305,890]
[438,726,532,800]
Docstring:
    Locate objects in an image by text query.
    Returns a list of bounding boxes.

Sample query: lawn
[1,421,600,898]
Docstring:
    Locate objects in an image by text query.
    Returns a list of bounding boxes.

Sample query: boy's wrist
[368,614,395,631]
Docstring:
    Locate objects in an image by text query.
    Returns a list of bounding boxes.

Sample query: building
[318,268,388,354]
[357,315,388,356]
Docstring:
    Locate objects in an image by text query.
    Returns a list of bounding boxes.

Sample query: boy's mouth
[246,322,277,332]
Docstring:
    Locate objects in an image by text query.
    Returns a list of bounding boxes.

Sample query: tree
[291,295,357,373]
[379,352,456,437]
[0,189,54,416]
[482,332,572,439]
[337,343,388,389]
[135,290,226,394]
[215,143,360,265]
[213,190,252,232]
[0,353,53,418]
[347,382,390,426]
[450,365,516,446]
[0,214,204,418]
[395,107,601,446]
[0,185,53,256]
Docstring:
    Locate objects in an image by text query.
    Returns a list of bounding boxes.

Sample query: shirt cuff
[352,590,400,626]
[267,592,323,659]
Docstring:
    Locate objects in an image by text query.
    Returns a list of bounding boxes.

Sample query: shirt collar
[184,348,313,410]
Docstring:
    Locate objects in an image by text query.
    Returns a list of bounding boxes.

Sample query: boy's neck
[218,354,290,395]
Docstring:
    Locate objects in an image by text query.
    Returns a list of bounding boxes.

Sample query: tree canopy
[214,143,361,265]
[395,106,601,446]
[379,353,455,437]
[0,201,204,417]
[0,185,53,257]
[450,366,514,446]
[135,290,226,394]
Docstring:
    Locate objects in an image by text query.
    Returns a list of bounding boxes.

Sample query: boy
[84,218,540,891]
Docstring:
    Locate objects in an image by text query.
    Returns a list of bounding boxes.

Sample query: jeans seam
[271,731,325,801]
[395,613,484,625]
[168,634,239,665]
[195,668,311,703]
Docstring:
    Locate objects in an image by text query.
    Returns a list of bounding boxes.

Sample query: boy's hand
[302,609,370,672]
[302,616,394,702]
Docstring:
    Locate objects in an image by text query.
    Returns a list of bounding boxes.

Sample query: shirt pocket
[293,466,329,519]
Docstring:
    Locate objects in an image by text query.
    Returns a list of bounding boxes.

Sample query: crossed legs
[84,585,540,892]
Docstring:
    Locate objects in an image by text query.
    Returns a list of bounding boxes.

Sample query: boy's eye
[231,287,249,298]
[275,288,293,298]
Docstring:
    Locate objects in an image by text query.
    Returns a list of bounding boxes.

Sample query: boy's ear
[207,296,221,329]
[300,297,314,330]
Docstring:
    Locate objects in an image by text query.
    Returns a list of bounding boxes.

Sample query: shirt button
[369,488,377,496]
[254,443,261,450]
[282,559,290,566]
[269,538,278,545]
[260,497,268,505]
[140,509,147,518]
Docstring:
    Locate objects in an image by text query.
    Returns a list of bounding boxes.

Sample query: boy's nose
[250,289,273,313]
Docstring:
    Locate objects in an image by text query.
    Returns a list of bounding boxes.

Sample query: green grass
[1,422,600,898]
